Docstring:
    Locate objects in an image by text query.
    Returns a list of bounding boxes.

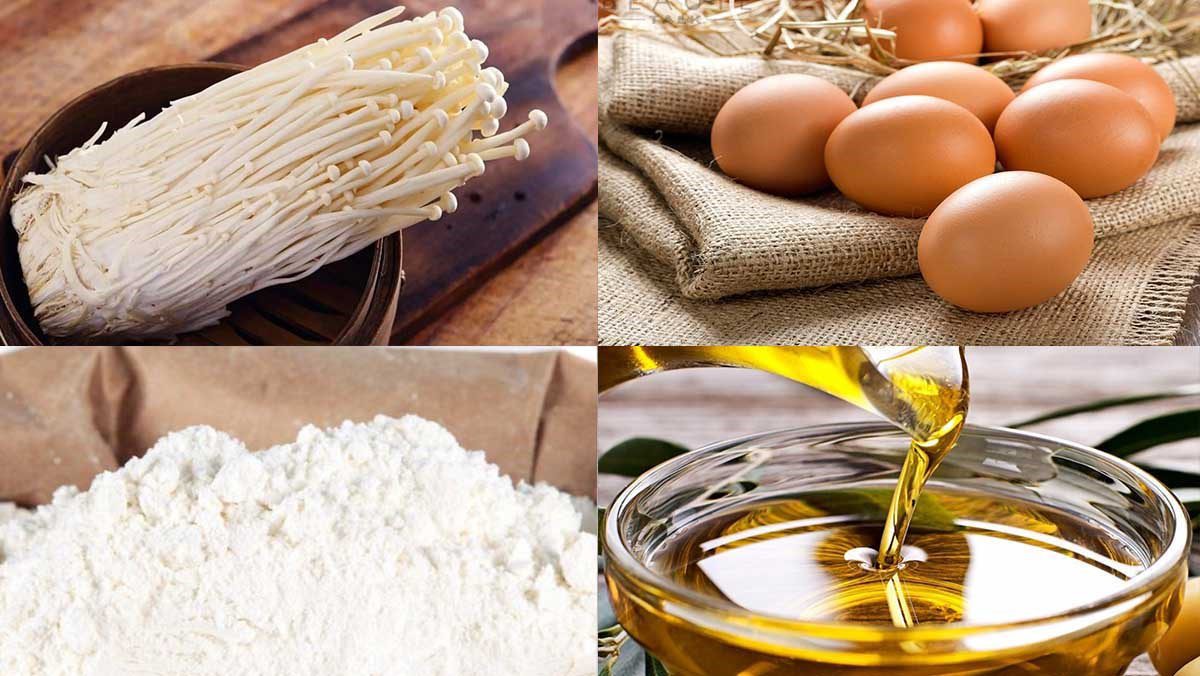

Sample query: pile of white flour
[0,415,595,676]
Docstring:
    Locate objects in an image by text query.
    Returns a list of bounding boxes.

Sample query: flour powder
[0,415,595,675]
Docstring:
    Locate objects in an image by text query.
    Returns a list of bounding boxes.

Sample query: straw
[600,0,1200,92]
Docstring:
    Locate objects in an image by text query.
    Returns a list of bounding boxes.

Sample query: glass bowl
[603,423,1191,676]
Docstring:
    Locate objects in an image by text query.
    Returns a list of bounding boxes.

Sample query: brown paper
[0,347,597,506]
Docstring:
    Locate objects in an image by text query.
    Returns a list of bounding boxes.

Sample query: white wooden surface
[599,347,1200,676]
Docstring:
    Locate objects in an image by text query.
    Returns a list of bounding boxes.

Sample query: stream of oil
[599,346,968,627]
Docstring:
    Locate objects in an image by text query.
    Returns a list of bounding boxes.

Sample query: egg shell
[918,171,1093,312]
[995,79,1159,198]
[977,0,1092,54]
[1152,576,1200,676]
[863,61,1016,132]
[1178,656,1200,676]
[825,95,995,217]
[711,74,858,196]
[1023,53,1177,140]
[861,0,982,63]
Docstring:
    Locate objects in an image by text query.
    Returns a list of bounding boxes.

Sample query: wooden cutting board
[0,0,597,344]
[209,0,599,342]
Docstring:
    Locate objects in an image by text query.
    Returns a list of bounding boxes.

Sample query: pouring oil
[600,346,968,602]
[600,347,1168,675]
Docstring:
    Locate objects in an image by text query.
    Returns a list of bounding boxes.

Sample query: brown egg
[825,95,995,217]
[919,171,1093,312]
[711,74,858,196]
[977,0,1092,54]
[1152,576,1200,676]
[863,61,1016,132]
[1179,656,1200,676]
[1023,53,1177,140]
[994,79,1159,198]
[861,0,982,63]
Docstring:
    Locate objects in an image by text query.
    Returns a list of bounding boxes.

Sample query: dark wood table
[410,47,598,345]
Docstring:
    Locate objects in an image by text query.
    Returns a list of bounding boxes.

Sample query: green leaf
[598,664,612,676]
[1009,385,1200,428]
[599,624,624,639]
[1138,464,1200,490]
[1173,487,1200,502]
[599,438,691,477]
[644,654,670,676]
[1097,410,1200,457]
[598,506,608,563]
[1175,489,1200,522]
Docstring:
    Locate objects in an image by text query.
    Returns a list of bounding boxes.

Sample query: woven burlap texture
[598,35,1200,344]
[599,213,1200,345]
[601,34,1200,300]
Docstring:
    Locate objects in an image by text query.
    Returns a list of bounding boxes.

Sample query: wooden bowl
[0,63,403,346]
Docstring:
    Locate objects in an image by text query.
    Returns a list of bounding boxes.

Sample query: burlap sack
[598,35,1200,343]
[599,213,1200,345]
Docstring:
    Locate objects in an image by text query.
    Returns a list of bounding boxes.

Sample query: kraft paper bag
[0,347,597,506]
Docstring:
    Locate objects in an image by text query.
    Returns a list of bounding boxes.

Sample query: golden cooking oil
[608,486,1167,676]
[599,346,968,572]
[654,490,1139,626]
[600,347,1181,674]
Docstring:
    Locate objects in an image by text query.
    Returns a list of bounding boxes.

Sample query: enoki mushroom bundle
[11,6,546,340]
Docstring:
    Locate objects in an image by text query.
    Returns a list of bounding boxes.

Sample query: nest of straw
[599,0,1200,91]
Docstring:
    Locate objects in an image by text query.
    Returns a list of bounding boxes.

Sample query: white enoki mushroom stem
[12,5,545,340]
